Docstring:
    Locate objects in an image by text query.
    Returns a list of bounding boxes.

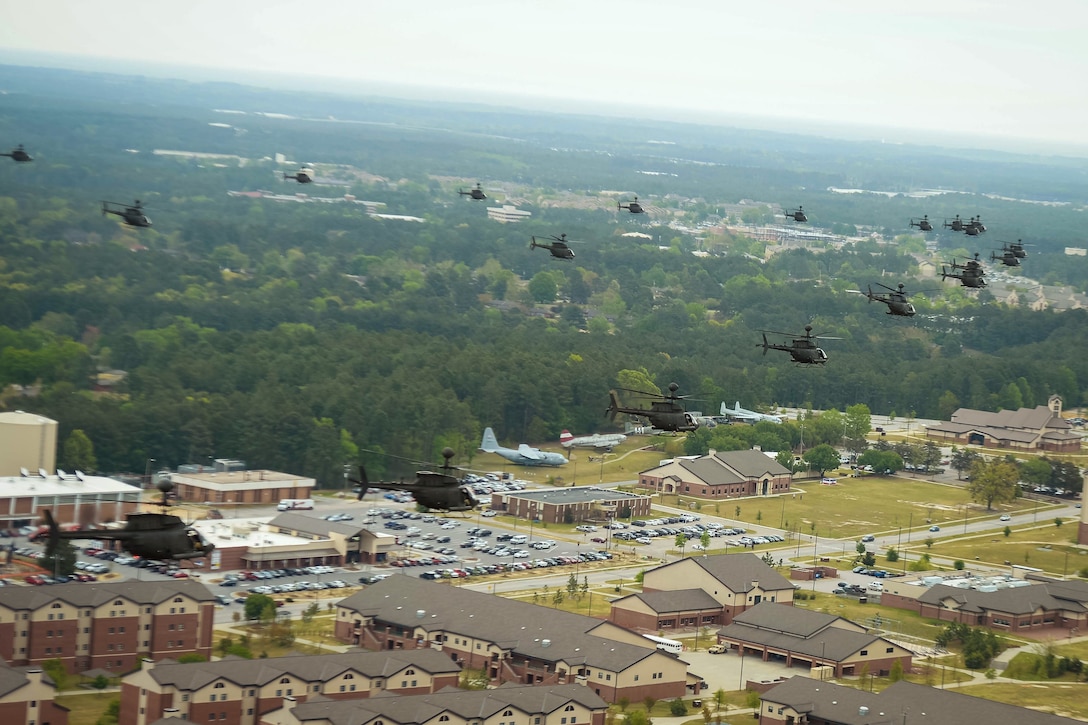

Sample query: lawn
[55,691,119,725]
[668,476,987,540]
[909,520,1088,577]
[954,682,1088,721]
[792,590,951,643]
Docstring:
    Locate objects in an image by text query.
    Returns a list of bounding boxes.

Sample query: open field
[912,521,1088,577]
[662,476,1051,540]
[954,682,1088,721]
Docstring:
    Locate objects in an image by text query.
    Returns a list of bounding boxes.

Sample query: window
[279,677,290,684]
[439,717,450,722]
[214,683,225,689]
[182,695,189,702]
[505,711,514,717]
[886,647,894,653]
[861,650,868,656]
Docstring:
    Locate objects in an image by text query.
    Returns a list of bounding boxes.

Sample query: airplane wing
[517,444,545,460]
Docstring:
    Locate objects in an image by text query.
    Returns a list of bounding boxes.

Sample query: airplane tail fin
[720,402,728,416]
[559,430,573,445]
[606,391,621,422]
[480,427,500,452]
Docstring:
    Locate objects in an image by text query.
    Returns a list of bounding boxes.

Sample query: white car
[999,514,1011,522]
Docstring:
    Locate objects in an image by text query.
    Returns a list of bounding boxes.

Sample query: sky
[2,1,1087,152]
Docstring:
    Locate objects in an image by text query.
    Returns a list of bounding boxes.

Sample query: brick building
[120,648,461,725]
[925,395,1081,453]
[335,577,694,703]
[489,486,652,525]
[0,470,141,532]
[758,676,1080,725]
[638,450,792,500]
[610,554,796,632]
[880,577,1088,635]
[258,683,607,725]
[168,469,313,505]
[716,603,913,678]
[0,664,68,725]
[0,580,215,674]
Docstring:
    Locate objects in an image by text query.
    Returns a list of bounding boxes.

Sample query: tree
[862,551,876,566]
[700,530,711,550]
[844,403,872,440]
[886,548,899,563]
[675,533,687,557]
[968,459,1019,510]
[950,448,980,480]
[802,444,840,476]
[244,593,276,621]
[61,428,97,472]
[527,271,559,303]
[42,538,77,578]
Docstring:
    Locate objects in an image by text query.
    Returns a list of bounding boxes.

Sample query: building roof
[268,511,369,538]
[917,582,1087,615]
[169,469,314,492]
[0,579,216,610]
[643,449,791,486]
[711,449,793,477]
[147,649,460,691]
[718,603,895,662]
[337,576,667,672]
[0,471,141,499]
[624,588,722,615]
[288,683,607,725]
[763,676,1081,725]
[502,486,648,506]
[651,553,796,593]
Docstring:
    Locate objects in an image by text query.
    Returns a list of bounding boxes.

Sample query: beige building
[335,577,695,703]
[611,554,796,632]
[0,470,141,530]
[168,469,313,505]
[0,410,57,477]
[925,395,1081,453]
[258,683,608,725]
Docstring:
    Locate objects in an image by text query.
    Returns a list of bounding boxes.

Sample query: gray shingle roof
[269,511,367,537]
[763,676,1082,725]
[669,553,796,593]
[718,603,893,661]
[287,683,608,725]
[627,588,722,614]
[148,649,460,691]
[0,579,215,610]
[917,582,1087,615]
[711,449,792,477]
[337,577,665,672]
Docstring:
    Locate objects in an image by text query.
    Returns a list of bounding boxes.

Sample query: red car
[24,575,45,585]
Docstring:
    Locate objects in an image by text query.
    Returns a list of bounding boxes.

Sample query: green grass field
[55,691,119,725]
[954,682,1088,720]
[910,521,1088,577]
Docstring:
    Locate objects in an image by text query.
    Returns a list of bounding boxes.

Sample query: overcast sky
[2,1,1086,151]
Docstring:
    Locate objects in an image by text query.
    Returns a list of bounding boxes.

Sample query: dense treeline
[1,66,1086,485]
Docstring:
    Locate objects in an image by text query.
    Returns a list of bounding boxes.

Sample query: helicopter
[757,325,837,364]
[529,233,578,260]
[43,478,214,561]
[1007,239,1028,259]
[941,254,987,288]
[458,183,487,200]
[617,196,644,214]
[1,144,32,163]
[909,216,933,232]
[859,282,925,317]
[101,199,151,227]
[283,167,314,184]
[943,215,967,232]
[990,244,1020,267]
[783,206,808,223]
[606,382,699,432]
[967,216,986,234]
[351,448,477,512]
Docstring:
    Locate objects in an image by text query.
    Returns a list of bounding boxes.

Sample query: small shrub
[953,560,965,571]
[669,699,688,716]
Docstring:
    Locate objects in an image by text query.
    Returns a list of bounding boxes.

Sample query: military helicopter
[757,325,837,364]
[44,477,214,561]
[783,206,808,222]
[529,233,578,260]
[458,183,487,200]
[943,215,967,232]
[1,144,32,163]
[606,382,699,432]
[283,166,314,184]
[617,196,644,214]
[941,254,987,288]
[351,448,477,512]
[990,244,1020,267]
[101,200,151,227]
[1007,239,1028,259]
[858,282,929,317]
[967,216,986,234]
[909,216,933,232]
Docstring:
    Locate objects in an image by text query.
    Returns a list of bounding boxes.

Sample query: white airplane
[480,427,567,467]
[559,430,627,451]
[720,401,783,424]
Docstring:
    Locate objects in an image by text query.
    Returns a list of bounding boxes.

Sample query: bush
[669,699,687,716]
[886,548,899,563]
[953,560,965,571]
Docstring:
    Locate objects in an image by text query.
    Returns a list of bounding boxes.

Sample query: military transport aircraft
[559,430,627,450]
[479,428,567,467]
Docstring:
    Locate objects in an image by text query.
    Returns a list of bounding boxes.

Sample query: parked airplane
[559,430,627,450]
[720,401,783,424]
[480,427,567,467]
